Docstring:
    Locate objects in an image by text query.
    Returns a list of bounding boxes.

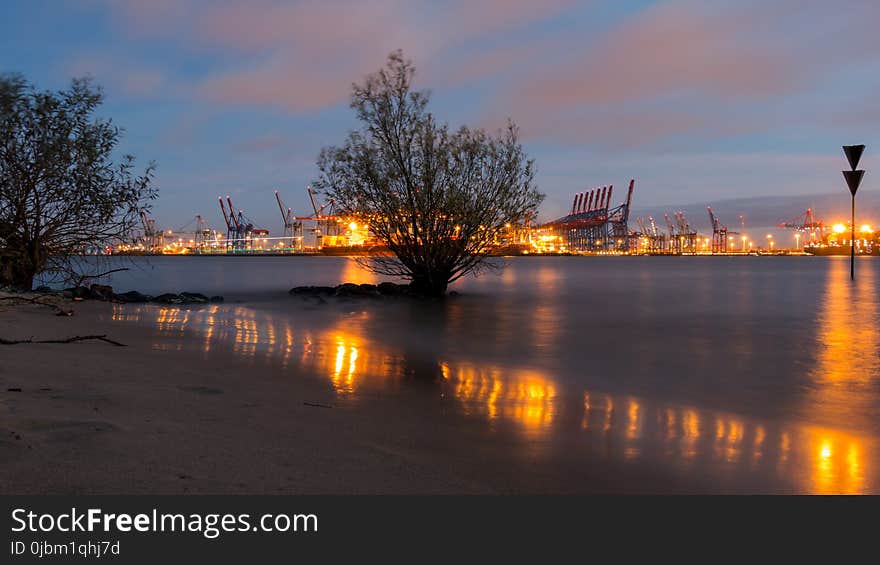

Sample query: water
[90,255,880,493]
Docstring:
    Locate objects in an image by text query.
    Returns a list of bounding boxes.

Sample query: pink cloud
[486,0,880,146]
[96,0,580,111]
[517,1,800,109]
[195,1,424,111]
[63,54,167,96]
[88,0,880,147]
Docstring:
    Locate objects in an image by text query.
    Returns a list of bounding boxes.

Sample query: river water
[84,255,880,493]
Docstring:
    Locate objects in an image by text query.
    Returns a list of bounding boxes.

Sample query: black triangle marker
[843,170,864,196]
[843,144,865,171]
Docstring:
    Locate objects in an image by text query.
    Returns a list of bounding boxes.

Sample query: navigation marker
[844,144,865,171]
[842,144,867,281]
[843,169,864,196]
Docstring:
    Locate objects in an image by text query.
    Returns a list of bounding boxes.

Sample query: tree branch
[0,334,126,346]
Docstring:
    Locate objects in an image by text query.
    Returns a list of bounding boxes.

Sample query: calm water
[91,255,880,493]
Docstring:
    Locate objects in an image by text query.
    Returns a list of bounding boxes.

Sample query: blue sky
[2,0,879,233]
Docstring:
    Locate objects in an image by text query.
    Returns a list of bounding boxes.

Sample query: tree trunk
[409,272,449,297]
[0,247,38,290]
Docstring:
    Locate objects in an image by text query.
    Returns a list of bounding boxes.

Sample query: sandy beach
[1,293,697,495]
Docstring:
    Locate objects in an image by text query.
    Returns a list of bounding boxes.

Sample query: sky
[2,0,879,233]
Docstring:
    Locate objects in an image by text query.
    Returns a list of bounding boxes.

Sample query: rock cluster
[58,284,223,304]
[290,282,458,299]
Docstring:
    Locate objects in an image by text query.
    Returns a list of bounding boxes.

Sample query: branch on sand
[0,295,74,316]
[0,334,126,347]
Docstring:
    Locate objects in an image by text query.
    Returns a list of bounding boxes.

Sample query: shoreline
[0,296,702,494]
[2,289,877,494]
[107,250,826,257]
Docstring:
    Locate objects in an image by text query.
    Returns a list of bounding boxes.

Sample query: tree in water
[0,74,156,289]
[314,51,543,297]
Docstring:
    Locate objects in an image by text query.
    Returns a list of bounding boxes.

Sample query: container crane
[218,197,239,250]
[275,190,303,251]
[219,196,267,251]
[303,185,343,248]
[169,214,217,252]
[636,214,663,253]
[778,208,824,242]
[707,206,737,253]
[666,211,697,253]
[139,211,164,252]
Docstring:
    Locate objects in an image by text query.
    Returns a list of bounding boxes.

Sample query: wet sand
[0,296,695,494]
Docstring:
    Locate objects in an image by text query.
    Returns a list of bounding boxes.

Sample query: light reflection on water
[810,259,879,430]
[92,256,880,492]
[106,265,877,494]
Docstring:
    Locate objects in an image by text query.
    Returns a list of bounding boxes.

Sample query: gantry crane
[664,211,697,253]
[172,214,216,252]
[707,206,738,253]
[778,208,824,242]
[275,190,303,251]
[139,211,165,252]
[219,196,268,252]
[304,185,341,248]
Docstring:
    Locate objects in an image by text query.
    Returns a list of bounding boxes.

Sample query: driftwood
[0,295,74,316]
[303,401,333,409]
[0,334,126,347]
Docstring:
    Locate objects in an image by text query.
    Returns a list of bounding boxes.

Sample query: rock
[209,295,224,303]
[88,284,114,301]
[62,286,90,299]
[33,285,53,293]
[114,290,152,303]
[290,282,433,299]
[333,283,356,294]
[179,292,209,304]
[152,293,184,304]
[289,286,336,296]
[334,283,381,297]
[377,282,407,296]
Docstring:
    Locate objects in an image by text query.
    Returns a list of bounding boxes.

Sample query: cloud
[85,0,880,148]
[62,53,167,96]
[96,0,579,111]
[487,0,880,147]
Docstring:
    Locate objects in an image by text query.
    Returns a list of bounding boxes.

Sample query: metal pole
[851,194,856,281]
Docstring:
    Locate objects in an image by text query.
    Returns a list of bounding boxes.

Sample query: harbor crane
[218,196,239,250]
[172,214,216,251]
[219,196,268,252]
[139,211,164,252]
[663,211,697,253]
[707,206,738,253]
[637,215,664,253]
[304,185,342,247]
[275,190,303,251]
[778,208,824,242]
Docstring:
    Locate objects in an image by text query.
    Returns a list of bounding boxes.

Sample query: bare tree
[314,51,543,297]
[0,74,156,290]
